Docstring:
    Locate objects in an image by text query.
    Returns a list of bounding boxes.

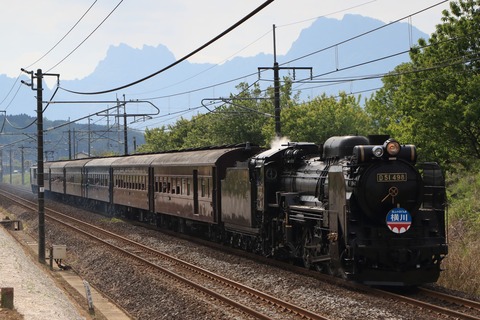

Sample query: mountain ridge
[0,14,428,124]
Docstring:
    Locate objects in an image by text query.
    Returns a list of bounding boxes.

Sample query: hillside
[0,114,144,167]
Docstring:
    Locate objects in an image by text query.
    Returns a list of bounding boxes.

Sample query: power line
[25,1,98,69]
[127,0,377,100]
[281,0,449,66]
[126,1,450,107]
[1,2,98,110]
[277,0,377,28]
[46,0,123,73]
[59,0,275,95]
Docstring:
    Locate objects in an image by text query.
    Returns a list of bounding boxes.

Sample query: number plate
[377,173,407,182]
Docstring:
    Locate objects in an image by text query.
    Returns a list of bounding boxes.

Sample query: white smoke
[270,136,291,150]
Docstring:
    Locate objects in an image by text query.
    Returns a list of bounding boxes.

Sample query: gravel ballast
[4,194,449,320]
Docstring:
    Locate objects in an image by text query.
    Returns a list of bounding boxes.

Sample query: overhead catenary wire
[59,0,275,95]
[0,1,98,110]
[129,0,378,99]
[46,0,124,73]
[280,0,449,66]
[128,0,450,106]
[130,47,480,132]
[26,0,99,70]
[3,1,456,137]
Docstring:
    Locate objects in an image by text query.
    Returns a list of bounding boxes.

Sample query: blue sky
[1,0,450,81]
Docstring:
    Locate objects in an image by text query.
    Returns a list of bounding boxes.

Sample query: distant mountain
[0,14,428,126]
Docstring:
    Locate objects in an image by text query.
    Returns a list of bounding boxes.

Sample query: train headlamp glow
[372,146,384,157]
[385,140,401,156]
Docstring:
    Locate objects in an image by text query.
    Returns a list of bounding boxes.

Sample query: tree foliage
[137,78,372,152]
[366,0,480,167]
[281,92,372,144]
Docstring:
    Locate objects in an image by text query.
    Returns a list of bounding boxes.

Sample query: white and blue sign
[386,207,412,234]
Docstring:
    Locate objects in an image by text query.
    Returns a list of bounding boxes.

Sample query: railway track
[370,284,480,319]
[0,186,330,320]
[2,184,479,319]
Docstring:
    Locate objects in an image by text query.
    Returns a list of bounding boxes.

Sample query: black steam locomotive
[31,135,448,286]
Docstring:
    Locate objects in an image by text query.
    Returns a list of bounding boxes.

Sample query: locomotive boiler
[33,135,448,286]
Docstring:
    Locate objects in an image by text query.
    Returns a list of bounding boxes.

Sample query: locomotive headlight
[385,140,401,156]
[372,146,384,158]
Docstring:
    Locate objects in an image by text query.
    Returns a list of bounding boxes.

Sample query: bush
[437,162,480,295]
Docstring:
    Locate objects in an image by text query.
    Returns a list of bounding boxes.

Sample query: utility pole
[73,128,76,159]
[21,68,59,264]
[20,146,25,185]
[36,69,46,263]
[68,129,72,160]
[122,96,128,155]
[68,118,72,160]
[258,25,312,137]
[0,149,3,183]
[9,148,12,184]
[273,25,281,136]
[88,117,91,157]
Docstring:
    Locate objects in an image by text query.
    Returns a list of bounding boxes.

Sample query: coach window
[201,178,205,197]
[207,178,210,198]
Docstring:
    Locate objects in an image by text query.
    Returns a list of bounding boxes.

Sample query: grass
[100,217,124,223]
[2,173,31,186]
[437,163,480,296]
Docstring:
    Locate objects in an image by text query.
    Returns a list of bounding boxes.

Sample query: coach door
[148,167,155,213]
[193,169,199,215]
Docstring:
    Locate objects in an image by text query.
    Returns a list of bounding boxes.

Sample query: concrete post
[1,287,14,309]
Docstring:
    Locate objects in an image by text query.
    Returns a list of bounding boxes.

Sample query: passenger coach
[36,145,262,228]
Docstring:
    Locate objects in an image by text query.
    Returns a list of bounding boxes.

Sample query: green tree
[366,0,480,167]
[136,126,171,153]
[282,92,372,144]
